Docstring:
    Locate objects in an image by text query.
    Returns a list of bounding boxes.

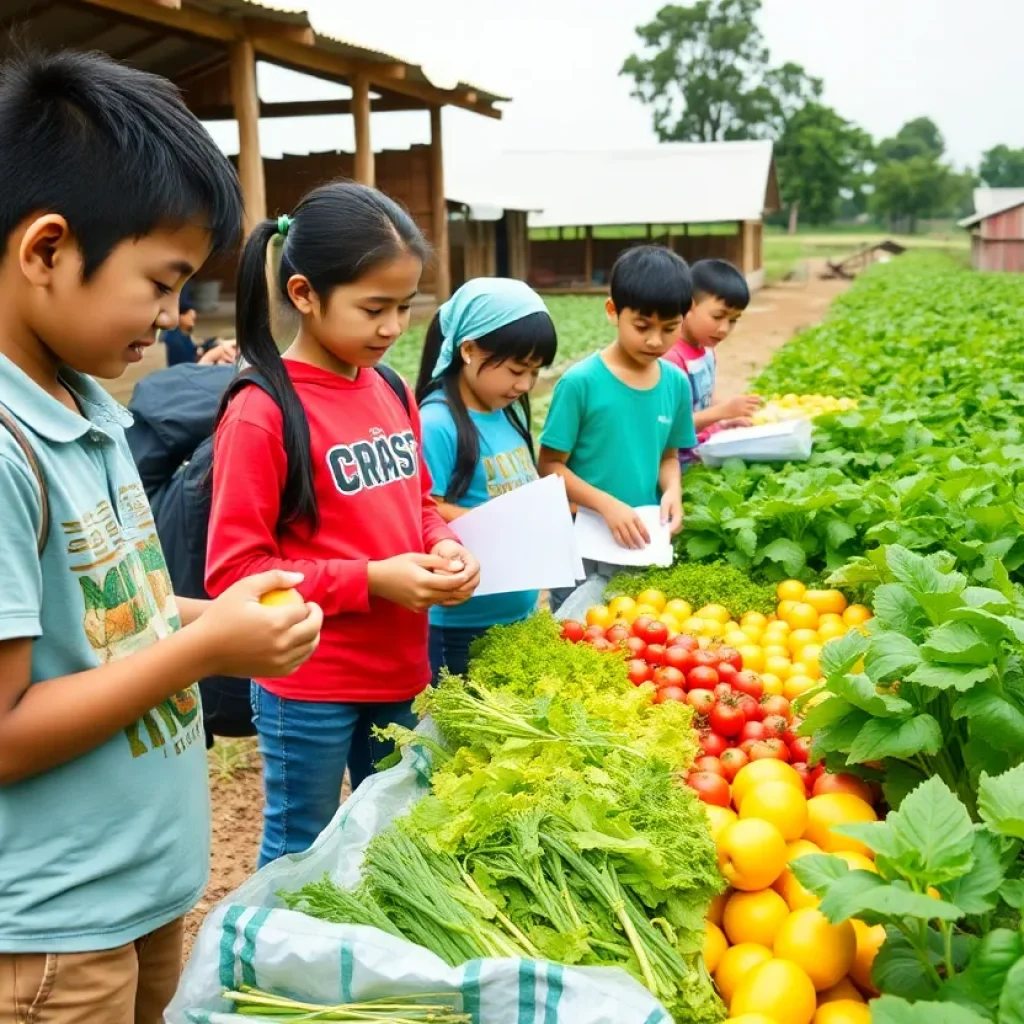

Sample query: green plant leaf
[848,714,943,763]
[942,929,1024,1016]
[872,931,943,1002]
[865,632,924,683]
[820,629,870,679]
[886,545,965,596]
[883,760,929,810]
[999,879,1024,910]
[999,958,1024,1024]
[939,828,1011,915]
[789,853,851,896]
[811,865,963,925]
[921,621,995,666]
[953,690,1024,752]
[978,765,1024,839]
[873,582,929,636]
[871,995,990,1024]
[831,673,914,718]
[907,662,994,692]
[760,537,807,577]
[685,534,721,559]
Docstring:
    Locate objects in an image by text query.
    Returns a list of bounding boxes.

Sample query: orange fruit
[705,804,739,846]
[777,599,799,621]
[259,588,304,607]
[585,604,614,628]
[784,674,818,701]
[800,644,823,679]
[804,794,878,856]
[741,612,769,629]
[785,603,820,630]
[739,645,765,672]
[777,579,807,602]
[788,628,821,655]
[740,781,809,841]
[818,612,844,629]
[714,943,773,1006]
[818,978,865,1004]
[732,959,817,1024]
[804,589,848,615]
[707,889,729,926]
[817,620,847,643]
[718,819,788,891]
[636,588,667,613]
[760,672,784,696]
[813,1001,871,1024]
[703,920,729,973]
[634,603,660,618]
[699,603,731,624]
[664,597,692,620]
[775,868,820,911]
[842,604,872,627]
[722,889,790,947]
[733,760,806,808]
[785,839,824,860]
[833,851,877,873]
[850,919,885,994]
[607,595,637,618]
[774,908,856,991]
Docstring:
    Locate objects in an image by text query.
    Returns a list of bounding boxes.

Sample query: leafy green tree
[621,0,822,142]
[979,144,1024,188]
[877,116,945,162]
[870,154,951,233]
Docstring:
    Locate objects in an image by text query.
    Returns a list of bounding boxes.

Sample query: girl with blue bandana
[414,279,558,680]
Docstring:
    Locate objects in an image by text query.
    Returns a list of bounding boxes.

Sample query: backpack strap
[0,404,50,556]
[375,364,411,416]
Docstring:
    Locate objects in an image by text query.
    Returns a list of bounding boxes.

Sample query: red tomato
[625,636,648,658]
[584,624,607,642]
[720,747,749,781]
[670,633,699,651]
[709,701,746,738]
[734,693,760,722]
[812,772,874,803]
[792,762,815,792]
[810,764,826,785]
[590,637,616,653]
[759,694,792,722]
[717,646,744,671]
[693,649,721,669]
[700,731,728,757]
[686,772,731,807]
[688,665,720,690]
[694,756,726,777]
[749,738,790,762]
[740,721,767,743]
[627,659,653,686]
[561,620,585,643]
[646,643,667,667]
[714,684,734,704]
[687,689,716,714]
[762,714,789,740]
[732,670,764,700]
[643,620,670,646]
[632,615,655,639]
[783,717,804,746]
[788,736,814,764]
[717,662,739,683]
[664,645,695,673]
[655,685,687,704]
[740,739,758,755]
[653,666,686,690]
[605,624,631,645]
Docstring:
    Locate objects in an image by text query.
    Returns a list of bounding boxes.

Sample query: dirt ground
[178,264,850,957]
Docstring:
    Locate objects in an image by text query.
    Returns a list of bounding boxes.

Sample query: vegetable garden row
[187,256,1024,1024]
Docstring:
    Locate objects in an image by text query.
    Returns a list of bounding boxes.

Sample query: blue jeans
[428,624,491,682]
[250,685,418,868]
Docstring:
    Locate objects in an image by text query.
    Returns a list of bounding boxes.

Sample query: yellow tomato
[765,619,792,636]
[703,620,727,639]
[842,604,872,627]
[776,599,799,621]
[784,674,818,701]
[788,628,821,656]
[704,804,739,846]
[732,959,817,1024]
[714,944,773,1007]
[618,604,641,624]
[741,611,769,629]
[740,781,809,842]
[785,603,820,631]
[817,978,865,1004]
[718,819,788,891]
[765,655,794,680]
[774,908,856,991]
[664,598,692,620]
[681,616,705,634]
[817,620,848,643]
[813,1001,871,1024]
[585,605,614,628]
[732,760,806,808]
[726,1017,777,1024]
[804,794,878,856]
[739,645,766,672]
[762,643,791,660]
[775,868,820,912]
[259,588,304,607]
[741,621,766,641]
[634,604,661,618]
[707,889,729,927]
[608,595,637,618]
[777,579,807,602]
[698,603,731,624]
[659,614,682,636]
[850,919,886,995]
[800,644,823,679]
[786,839,824,860]
[804,589,848,615]
[703,921,729,973]
[636,588,667,613]
[726,630,752,648]
[818,612,844,628]
[760,673,784,696]
[832,851,877,873]
[722,889,790,947]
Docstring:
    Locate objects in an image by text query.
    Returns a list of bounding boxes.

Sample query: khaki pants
[0,917,183,1024]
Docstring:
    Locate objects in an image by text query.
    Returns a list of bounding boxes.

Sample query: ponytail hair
[226,180,429,530]
[415,306,557,503]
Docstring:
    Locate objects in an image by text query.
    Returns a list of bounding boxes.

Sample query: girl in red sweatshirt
[206,182,480,866]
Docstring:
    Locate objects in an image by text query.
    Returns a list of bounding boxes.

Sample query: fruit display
[751,394,858,426]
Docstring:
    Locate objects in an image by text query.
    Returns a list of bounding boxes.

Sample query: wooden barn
[455,142,780,293]
[959,189,1024,273]
[0,0,508,302]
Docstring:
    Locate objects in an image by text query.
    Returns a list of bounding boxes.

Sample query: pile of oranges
[586,580,872,704]
[703,759,884,1024]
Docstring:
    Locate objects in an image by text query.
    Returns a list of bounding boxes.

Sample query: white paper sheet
[451,475,582,597]
[572,505,674,568]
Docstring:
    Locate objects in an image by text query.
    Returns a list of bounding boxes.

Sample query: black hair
[415,307,557,503]
[0,49,242,276]
[609,244,693,319]
[691,258,750,310]
[232,180,429,529]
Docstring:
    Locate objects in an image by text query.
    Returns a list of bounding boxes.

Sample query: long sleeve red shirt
[205,360,454,702]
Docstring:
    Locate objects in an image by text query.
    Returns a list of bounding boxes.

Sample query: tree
[870,155,951,233]
[774,103,873,227]
[979,144,1024,187]
[877,117,945,162]
[621,0,822,142]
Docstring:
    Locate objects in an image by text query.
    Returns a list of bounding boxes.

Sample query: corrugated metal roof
[451,141,778,228]
[960,188,1024,228]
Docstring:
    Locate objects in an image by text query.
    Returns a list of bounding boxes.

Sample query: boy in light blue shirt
[540,246,696,604]
[0,50,322,1023]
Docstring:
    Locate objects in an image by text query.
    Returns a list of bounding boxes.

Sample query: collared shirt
[0,353,208,953]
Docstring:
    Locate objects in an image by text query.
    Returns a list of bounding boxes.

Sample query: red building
[960,189,1024,273]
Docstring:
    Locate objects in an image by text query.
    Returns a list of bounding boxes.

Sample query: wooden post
[228,39,266,235]
[430,105,451,302]
[352,75,374,186]
[583,225,593,287]
[646,223,653,240]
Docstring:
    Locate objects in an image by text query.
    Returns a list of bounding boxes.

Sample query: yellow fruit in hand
[813,1001,871,1024]
[740,781,809,842]
[817,978,865,1004]
[774,907,856,991]
[259,588,303,607]
[714,943,773,1006]
[777,579,807,602]
[718,819,788,890]
[732,760,806,808]
[732,959,817,1024]
[804,794,878,856]
[850,919,886,994]
[703,920,728,973]
[636,588,667,612]
[722,889,790,947]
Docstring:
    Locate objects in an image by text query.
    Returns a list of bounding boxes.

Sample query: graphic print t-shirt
[420,399,539,629]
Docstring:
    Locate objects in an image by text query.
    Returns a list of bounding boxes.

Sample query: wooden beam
[78,0,236,42]
[192,95,427,121]
[229,39,266,235]
[430,106,451,302]
[147,0,181,8]
[352,75,374,186]
[244,17,315,47]
[584,226,594,286]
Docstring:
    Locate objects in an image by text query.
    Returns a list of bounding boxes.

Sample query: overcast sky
[205,0,1023,172]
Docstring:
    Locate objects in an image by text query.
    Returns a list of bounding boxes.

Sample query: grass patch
[208,737,256,782]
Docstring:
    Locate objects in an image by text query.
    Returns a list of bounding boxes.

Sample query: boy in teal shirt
[540,246,695,588]
[0,51,322,1023]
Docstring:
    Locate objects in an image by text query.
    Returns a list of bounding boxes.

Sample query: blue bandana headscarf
[432,278,549,379]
